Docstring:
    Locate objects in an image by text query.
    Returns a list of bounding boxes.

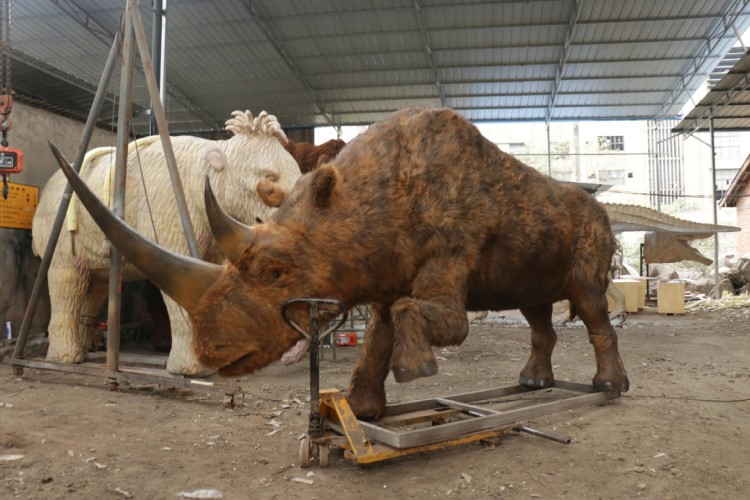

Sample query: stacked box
[657,281,686,314]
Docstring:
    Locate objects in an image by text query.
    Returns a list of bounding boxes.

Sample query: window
[715,132,739,158]
[506,142,525,154]
[598,135,624,151]
[598,169,627,186]
[551,141,569,157]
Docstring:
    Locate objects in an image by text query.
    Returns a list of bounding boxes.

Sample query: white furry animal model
[32,111,301,375]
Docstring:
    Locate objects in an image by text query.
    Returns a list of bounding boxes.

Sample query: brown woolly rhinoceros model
[283,138,347,173]
[33,111,300,375]
[51,107,629,419]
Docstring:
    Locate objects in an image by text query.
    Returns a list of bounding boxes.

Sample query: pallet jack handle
[281,298,348,437]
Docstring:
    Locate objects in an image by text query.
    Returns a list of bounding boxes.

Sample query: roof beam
[673,72,750,135]
[547,0,582,122]
[48,0,222,131]
[656,0,750,119]
[242,0,340,130]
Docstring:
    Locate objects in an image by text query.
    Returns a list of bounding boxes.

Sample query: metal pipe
[709,118,720,299]
[514,425,571,445]
[11,27,122,365]
[546,122,552,177]
[131,5,200,258]
[106,2,137,377]
[308,302,323,437]
[150,0,166,135]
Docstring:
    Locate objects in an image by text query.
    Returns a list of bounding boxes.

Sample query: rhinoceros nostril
[214,344,228,351]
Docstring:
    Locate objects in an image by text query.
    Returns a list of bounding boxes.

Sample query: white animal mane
[225,110,288,143]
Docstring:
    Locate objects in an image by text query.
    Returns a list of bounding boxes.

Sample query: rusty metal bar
[514,425,572,445]
[106,1,137,379]
[130,4,200,258]
[355,385,618,449]
[11,26,122,367]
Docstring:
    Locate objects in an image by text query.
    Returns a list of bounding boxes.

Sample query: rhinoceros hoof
[392,361,438,383]
[593,377,629,393]
[518,375,554,389]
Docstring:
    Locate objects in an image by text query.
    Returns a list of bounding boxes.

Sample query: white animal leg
[606,280,627,326]
[162,293,213,376]
[46,265,89,363]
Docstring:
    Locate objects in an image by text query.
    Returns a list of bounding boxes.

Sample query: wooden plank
[7,357,236,393]
[377,408,461,428]
[8,357,108,376]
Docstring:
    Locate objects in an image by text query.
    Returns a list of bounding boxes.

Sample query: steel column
[106,1,137,379]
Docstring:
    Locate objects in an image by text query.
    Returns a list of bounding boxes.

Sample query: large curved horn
[204,177,254,261]
[49,141,221,312]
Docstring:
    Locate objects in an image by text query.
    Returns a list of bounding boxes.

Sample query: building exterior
[720,154,750,257]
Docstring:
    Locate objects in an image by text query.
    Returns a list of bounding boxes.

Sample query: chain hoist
[0,0,22,200]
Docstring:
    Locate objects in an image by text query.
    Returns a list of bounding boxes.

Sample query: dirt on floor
[1,305,749,499]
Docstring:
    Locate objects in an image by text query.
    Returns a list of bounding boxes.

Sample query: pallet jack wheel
[299,437,311,468]
[318,443,329,468]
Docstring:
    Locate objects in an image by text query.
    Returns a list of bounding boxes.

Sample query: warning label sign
[0,182,39,230]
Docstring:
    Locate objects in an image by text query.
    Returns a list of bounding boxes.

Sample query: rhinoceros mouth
[217,352,258,377]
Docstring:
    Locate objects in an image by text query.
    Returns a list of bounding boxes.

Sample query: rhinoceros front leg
[78,279,108,352]
[46,265,89,363]
[161,294,213,377]
[519,303,557,389]
[570,291,629,393]
[390,258,470,383]
[346,303,393,419]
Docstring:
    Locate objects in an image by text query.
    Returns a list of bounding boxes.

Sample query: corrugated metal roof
[672,49,750,134]
[7,0,750,134]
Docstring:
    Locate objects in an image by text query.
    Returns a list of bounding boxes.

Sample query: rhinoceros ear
[256,179,287,208]
[316,153,330,169]
[311,164,339,208]
[201,145,227,171]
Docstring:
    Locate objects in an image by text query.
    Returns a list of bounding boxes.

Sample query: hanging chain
[0,0,10,94]
[5,0,11,94]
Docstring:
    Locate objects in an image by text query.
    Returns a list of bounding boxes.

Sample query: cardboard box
[613,278,641,313]
[657,281,686,314]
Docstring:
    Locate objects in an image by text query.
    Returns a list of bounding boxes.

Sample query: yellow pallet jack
[282,299,619,468]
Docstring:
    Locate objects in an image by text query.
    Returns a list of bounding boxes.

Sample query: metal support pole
[149,0,164,135]
[106,2,137,382]
[709,118,720,299]
[11,28,122,368]
[307,302,323,438]
[131,5,200,258]
[546,122,552,177]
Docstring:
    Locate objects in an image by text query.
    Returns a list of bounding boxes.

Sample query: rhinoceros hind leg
[518,304,556,389]
[346,304,392,419]
[571,293,629,393]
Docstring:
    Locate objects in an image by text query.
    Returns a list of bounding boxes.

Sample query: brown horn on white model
[49,141,222,312]
[204,176,255,262]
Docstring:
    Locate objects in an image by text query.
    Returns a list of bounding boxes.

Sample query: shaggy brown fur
[57,108,629,420]
[283,138,347,173]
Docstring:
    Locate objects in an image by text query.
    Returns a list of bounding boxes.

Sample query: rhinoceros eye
[271,269,282,280]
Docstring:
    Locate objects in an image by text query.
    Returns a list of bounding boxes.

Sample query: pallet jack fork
[282,299,620,468]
